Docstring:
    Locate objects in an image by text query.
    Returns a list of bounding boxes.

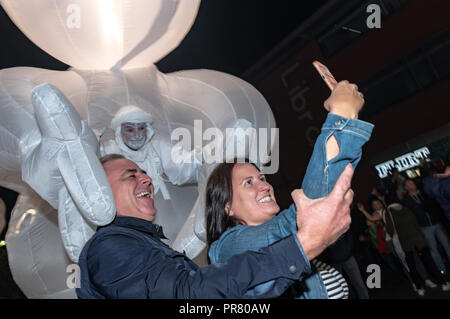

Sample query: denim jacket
[209,113,374,298]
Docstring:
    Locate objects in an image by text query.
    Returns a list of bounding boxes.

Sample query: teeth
[136,192,150,198]
[259,196,272,203]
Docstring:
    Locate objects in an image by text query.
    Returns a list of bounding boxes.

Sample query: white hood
[110,105,170,199]
[111,105,155,162]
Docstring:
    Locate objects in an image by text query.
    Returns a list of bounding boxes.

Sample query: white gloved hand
[224,118,256,161]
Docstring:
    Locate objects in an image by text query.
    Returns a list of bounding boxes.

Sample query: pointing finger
[291,188,316,209]
[344,188,354,205]
[291,189,305,204]
[331,164,354,199]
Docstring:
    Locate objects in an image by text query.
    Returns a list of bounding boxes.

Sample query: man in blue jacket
[76,154,355,298]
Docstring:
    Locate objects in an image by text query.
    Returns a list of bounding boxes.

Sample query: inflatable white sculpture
[0,0,277,298]
[0,197,5,235]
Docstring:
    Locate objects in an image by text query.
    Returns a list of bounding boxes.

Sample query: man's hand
[293,164,354,260]
[324,80,364,119]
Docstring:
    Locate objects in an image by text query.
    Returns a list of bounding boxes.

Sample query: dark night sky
[0,1,328,76]
[157,0,328,75]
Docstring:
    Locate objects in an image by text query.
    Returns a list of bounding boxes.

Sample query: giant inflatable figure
[0,0,277,298]
[0,197,5,235]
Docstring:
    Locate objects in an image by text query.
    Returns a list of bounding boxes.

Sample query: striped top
[312,259,349,299]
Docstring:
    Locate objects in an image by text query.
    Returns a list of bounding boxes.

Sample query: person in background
[321,229,370,299]
[358,200,408,282]
[421,163,450,221]
[385,202,450,295]
[350,203,380,276]
[403,178,450,278]
[391,168,407,202]
[368,183,389,208]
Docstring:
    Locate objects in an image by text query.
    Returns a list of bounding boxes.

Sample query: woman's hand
[324,80,364,119]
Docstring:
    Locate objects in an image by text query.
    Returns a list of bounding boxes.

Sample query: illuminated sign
[375,146,430,178]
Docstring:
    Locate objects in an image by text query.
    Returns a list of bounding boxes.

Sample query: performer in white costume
[0,197,6,236]
[100,105,202,244]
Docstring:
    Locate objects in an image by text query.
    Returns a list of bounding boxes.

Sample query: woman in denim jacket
[206,81,374,298]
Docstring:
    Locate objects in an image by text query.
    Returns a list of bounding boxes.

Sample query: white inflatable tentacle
[0,70,40,193]
[165,69,276,260]
[58,187,96,262]
[6,190,76,299]
[30,83,116,225]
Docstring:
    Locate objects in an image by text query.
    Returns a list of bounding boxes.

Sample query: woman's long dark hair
[205,159,259,248]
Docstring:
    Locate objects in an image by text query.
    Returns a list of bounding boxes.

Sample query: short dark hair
[99,153,126,166]
[421,162,437,177]
[205,159,259,248]
[402,178,414,187]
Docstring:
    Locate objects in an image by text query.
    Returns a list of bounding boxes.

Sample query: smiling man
[76,153,355,299]
[103,155,156,221]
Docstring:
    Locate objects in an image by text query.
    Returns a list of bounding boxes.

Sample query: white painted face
[121,122,147,151]
[0,0,201,69]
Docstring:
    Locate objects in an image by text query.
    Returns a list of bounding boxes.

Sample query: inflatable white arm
[154,136,202,185]
[0,197,5,235]
[168,69,277,259]
[171,162,216,258]
[24,83,113,220]
[21,83,116,261]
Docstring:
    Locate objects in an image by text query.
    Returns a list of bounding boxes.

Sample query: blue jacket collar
[109,215,168,239]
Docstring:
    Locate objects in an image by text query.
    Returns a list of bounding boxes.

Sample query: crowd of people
[346,157,450,297]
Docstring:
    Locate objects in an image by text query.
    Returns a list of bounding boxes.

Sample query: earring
[226,203,232,215]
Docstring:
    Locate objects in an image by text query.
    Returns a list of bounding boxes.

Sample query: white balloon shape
[0,197,6,235]
[0,0,200,69]
[6,190,77,299]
